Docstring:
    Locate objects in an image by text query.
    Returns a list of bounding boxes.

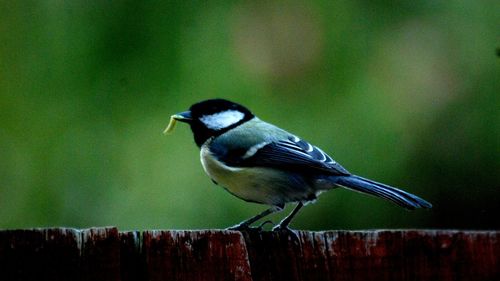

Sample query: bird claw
[257,220,275,229]
[225,223,251,231]
[226,223,262,232]
[272,225,300,241]
[226,220,276,232]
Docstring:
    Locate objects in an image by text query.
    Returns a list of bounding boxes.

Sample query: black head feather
[178,99,254,146]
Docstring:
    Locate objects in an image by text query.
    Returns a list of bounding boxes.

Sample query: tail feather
[335,175,432,210]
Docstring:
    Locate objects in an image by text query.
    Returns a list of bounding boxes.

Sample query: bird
[165,98,432,232]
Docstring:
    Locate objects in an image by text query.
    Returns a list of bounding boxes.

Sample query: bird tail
[335,175,432,210]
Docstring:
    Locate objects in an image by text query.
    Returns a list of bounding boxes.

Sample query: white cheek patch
[200,110,245,130]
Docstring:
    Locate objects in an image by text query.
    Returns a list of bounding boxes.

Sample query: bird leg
[272,202,304,231]
[226,205,283,231]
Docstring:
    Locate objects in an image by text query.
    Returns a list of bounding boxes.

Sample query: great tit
[166,99,432,231]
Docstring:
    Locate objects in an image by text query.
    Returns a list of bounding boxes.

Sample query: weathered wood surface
[0,228,498,281]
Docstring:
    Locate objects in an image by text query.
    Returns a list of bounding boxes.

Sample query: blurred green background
[1,1,498,231]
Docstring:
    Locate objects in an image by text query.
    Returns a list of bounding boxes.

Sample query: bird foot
[272,225,300,241]
[226,223,251,231]
[226,220,275,232]
[257,220,275,229]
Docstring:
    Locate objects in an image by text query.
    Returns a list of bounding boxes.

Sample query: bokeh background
[1,1,498,231]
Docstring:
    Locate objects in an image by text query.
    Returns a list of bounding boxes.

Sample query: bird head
[166,99,254,147]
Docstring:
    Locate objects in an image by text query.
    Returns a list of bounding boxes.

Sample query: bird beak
[172,111,192,122]
[163,111,192,134]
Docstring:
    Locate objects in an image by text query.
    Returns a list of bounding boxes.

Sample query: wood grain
[0,228,498,281]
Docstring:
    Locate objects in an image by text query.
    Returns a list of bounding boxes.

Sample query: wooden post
[0,228,498,281]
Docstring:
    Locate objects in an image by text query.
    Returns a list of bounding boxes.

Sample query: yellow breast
[200,144,284,205]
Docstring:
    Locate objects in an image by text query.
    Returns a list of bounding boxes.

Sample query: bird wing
[240,135,350,176]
